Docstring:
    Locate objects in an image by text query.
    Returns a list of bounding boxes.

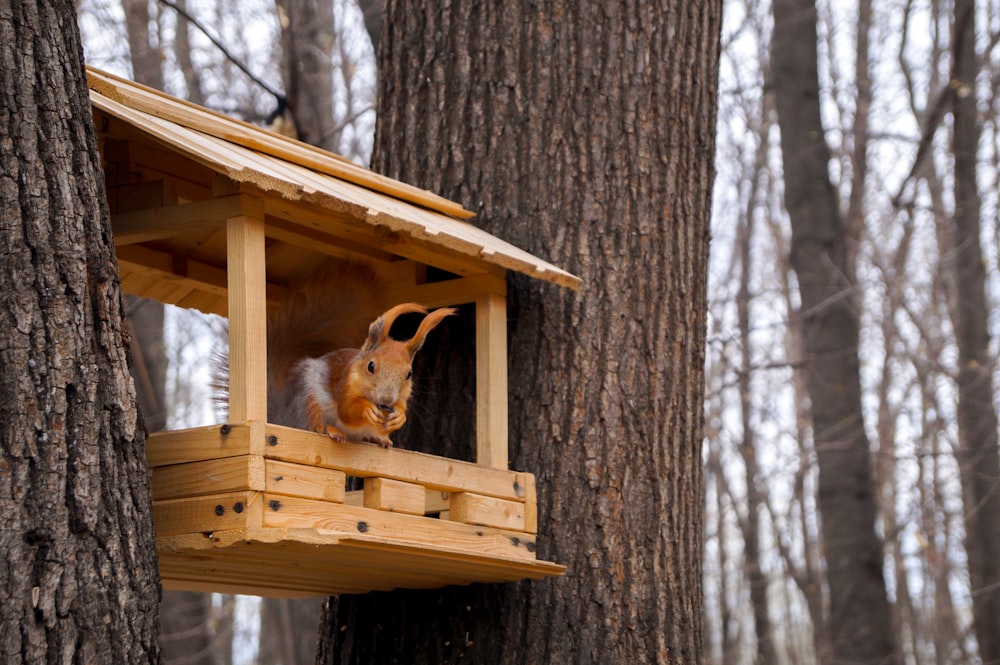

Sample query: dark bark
[316,1,722,663]
[948,2,1000,661]
[0,1,160,662]
[770,1,899,663]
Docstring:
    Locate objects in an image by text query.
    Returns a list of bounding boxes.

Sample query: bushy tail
[267,260,386,395]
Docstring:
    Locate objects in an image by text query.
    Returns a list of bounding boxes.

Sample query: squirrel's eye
[367,360,375,374]
[406,369,413,380]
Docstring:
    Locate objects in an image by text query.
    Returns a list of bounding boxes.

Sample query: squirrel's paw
[383,409,406,433]
[316,425,347,442]
[362,435,394,449]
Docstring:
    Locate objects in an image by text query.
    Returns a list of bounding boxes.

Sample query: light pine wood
[363,478,426,515]
[111,194,250,245]
[226,214,268,424]
[476,291,509,469]
[145,424,254,467]
[448,492,526,531]
[261,495,536,561]
[90,74,582,290]
[88,66,474,220]
[264,424,524,499]
[519,472,539,534]
[386,272,506,308]
[151,455,265,500]
[153,491,262,536]
[265,460,346,503]
[157,528,565,598]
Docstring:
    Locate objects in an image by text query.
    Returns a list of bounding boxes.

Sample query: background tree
[0,1,160,661]
[770,0,898,661]
[947,0,1000,658]
[315,1,723,663]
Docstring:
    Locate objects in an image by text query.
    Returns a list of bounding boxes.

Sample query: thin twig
[156,0,285,102]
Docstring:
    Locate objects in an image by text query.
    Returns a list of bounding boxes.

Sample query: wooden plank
[108,179,177,213]
[146,424,253,467]
[363,478,426,515]
[264,424,525,500]
[116,243,290,313]
[449,492,526,532]
[153,490,262,536]
[476,291,509,469]
[518,472,538,534]
[263,213,397,264]
[227,215,268,423]
[262,495,537,561]
[425,489,451,514]
[152,455,264,500]
[265,460,346,503]
[386,273,506,309]
[157,528,565,597]
[112,194,251,245]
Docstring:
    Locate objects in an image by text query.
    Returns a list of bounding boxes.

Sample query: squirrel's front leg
[305,394,347,442]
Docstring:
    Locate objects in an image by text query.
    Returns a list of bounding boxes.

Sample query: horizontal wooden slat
[112,194,255,245]
[449,492,526,531]
[146,424,255,467]
[152,455,264,500]
[363,478,426,515]
[265,459,346,503]
[153,490,262,536]
[385,273,506,308]
[262,494,536,561]
[264,424,526,500]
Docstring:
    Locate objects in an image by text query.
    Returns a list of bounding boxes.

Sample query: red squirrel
[266,262,454,448]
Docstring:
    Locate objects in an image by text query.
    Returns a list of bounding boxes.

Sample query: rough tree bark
[948,1,1000,660]
[0,1,160,662]
[770,1,899,663]
[315,1,722,663]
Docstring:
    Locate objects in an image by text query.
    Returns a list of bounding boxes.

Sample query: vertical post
[226,212,268,424]
[476,282,508,469]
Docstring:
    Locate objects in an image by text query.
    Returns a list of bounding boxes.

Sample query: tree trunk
[316,1,721,663]
[275,0,337,150]
[948,2,1000,660]
[122,0,164,91]
[0,1,160,662]
[770,1,899,663]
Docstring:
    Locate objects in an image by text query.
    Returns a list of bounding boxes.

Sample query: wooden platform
[148,423,565,598]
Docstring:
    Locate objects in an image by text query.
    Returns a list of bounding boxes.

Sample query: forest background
[74,0,1000,664]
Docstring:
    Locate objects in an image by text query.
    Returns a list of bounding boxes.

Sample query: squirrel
[265,261,454,448]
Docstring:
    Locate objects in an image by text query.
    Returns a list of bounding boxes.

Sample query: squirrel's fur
[265,261,453,447]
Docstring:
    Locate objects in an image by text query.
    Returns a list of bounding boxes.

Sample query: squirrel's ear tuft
[362,317,385,352]
[363,303,428,352]
[406,307,456,357]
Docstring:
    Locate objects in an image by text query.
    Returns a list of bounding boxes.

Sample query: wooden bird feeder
[88,68,580,597]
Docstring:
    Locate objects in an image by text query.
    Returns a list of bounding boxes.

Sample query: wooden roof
[88,67,581,301]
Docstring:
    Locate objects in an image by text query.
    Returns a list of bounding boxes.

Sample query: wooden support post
[227,211,268,424]
[476,289,509,469]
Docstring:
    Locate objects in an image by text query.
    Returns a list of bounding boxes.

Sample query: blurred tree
[770,0,899,663]
[948,1,1000,660]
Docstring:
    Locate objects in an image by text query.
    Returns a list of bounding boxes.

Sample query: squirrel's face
[355,341,414,413]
